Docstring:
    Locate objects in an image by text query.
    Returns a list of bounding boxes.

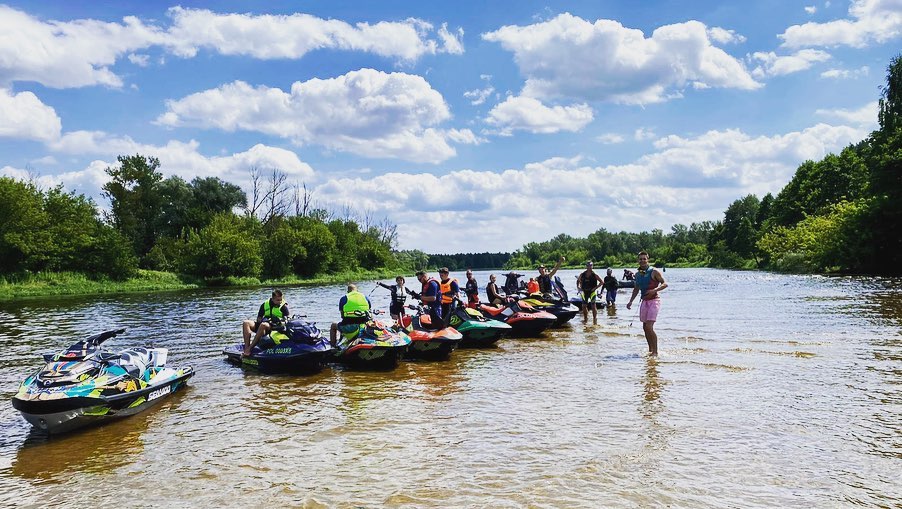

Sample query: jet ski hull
[12,368,194,434]
[223,344,331,374]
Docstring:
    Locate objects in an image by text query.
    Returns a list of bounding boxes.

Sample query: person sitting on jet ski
[377,276,408,321]
[330,284,373,347]
[242,289,290,356]
[486,274,507,305]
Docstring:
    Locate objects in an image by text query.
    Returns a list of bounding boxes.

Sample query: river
[0,268,899,508]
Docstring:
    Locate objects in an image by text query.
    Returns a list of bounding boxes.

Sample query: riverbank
[0,268,402,301]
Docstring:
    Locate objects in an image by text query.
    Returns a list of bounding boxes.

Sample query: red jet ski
[478,300,557,337]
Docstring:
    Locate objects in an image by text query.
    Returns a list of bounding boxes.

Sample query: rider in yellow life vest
[330,284,373,346]
[242,289,290,356]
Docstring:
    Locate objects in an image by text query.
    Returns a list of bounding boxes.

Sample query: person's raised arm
[549,256,565,277]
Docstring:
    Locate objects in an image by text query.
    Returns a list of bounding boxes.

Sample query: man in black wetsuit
[577,261,603,323]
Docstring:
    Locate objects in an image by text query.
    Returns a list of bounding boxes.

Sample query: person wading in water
[626,251,668,356]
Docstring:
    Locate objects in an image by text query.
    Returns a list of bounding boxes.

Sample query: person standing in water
[464,270,480,308]
[576,261,603,323]
[377,276,408,321]
[603,268,619,307]
[626,251,668,356]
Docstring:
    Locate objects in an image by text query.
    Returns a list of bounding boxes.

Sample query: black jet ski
[223,317,333,374]
[12,329,194,434]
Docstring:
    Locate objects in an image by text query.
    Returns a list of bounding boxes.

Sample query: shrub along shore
[0,268,401,301]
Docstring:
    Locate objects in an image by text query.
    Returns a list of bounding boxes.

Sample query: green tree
[0,177,50,273]
[102,154,163,260]
[181,213,262,279]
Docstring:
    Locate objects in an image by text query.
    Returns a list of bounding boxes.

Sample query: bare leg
[245,322,270,356]
[591,302,597,324]
[581,298,588,321]
[242,320,256,355]
[643,321,658,356]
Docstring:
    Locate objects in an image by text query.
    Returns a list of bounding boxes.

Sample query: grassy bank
[0,268,402,301]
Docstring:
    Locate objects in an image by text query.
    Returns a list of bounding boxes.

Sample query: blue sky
[0,1,898,252]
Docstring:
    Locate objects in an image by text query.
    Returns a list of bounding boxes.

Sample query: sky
[0,1,898,253]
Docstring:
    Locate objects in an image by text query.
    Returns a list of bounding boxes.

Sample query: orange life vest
[527,280,540,294]
[440,278,459,304]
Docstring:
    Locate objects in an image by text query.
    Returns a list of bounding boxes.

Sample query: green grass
[0,268,404,301]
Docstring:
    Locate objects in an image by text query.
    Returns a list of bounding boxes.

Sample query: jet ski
[478,300,557,337]
[398,305,463,360]
[445,305,512,348]
[519,276,579,326]
[223,317,333,374]
[12,328,194,434]
[332,318,411,370]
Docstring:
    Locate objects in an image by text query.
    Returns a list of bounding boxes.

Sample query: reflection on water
[0,269,899,507]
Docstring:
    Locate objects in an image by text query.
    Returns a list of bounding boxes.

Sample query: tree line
[0,156,402,282]
[506,54,902,275]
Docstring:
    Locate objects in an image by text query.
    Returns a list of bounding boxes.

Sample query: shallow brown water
[0,269,899,507]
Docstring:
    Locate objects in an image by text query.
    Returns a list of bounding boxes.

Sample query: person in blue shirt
[413,269,443,329]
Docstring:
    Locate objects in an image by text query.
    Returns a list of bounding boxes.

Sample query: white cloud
[0,88,62,141]
[707,27,747,44]
[0,5,163,88]
[49,131,313,179]
[815,101,879,126]
[780,0,902,48]
[596,133,625,144]
[484,96,594,135]
[437,23,465,54]
[482,14,760,105]
[443,128,485,145]
[163,7,458,61]
[820,65,869,78]
[128,53,150,66]
[1,160,110,197]
[634,128,657,141]
[314,122,868,251]
[464,74,494,105]
[0,5,462,90]
[751,49,831,78]
[157,69,461,163]
[805,6,818,14]
[464,86,495,106]
[30,155,58,166]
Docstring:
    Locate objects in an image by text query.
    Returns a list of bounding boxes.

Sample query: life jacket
[422,278,440,302]
[263,299,287,320]
[635,267,659,299]
[391,285,407,305]
[527,280,540,294]
[341,291,371,318]
[537,274,552,293]
[440,278,459,304]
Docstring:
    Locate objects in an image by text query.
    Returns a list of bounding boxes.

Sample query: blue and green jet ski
[12,329,194,434]
[333,318,411,370]
[445,305,512,348]
[223,317,333,374]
